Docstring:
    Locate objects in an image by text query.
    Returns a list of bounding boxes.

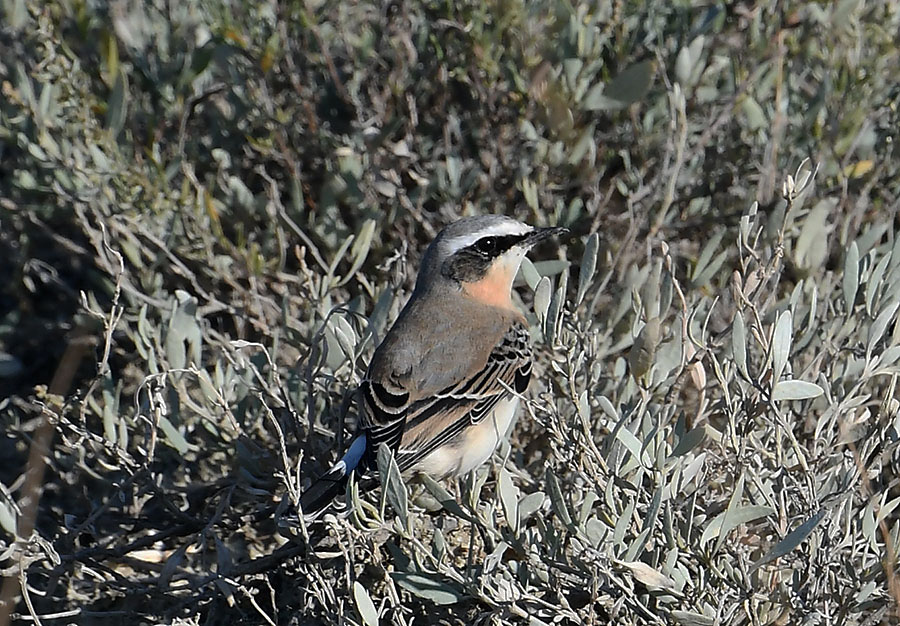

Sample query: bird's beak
[523,226,568,248]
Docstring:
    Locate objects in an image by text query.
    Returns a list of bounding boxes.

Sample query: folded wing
[361,320,533,474]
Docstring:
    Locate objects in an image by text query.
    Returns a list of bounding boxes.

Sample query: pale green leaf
[772,380,824,401]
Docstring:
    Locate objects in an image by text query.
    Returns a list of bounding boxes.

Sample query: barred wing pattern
[361,321,533,474]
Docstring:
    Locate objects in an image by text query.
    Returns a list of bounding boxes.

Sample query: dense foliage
[1,1,899,624]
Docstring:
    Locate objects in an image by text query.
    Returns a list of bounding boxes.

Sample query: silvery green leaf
[772,380,824,401]
[619,560,678,592]
[432,527,446,562]
[659,266,674,317]
[675,35,706,86]
[843,241,860,315]
[671,426,706,457]
[642,486,662,533]
[117,416,128,451]
[106,69,128,137]
[732,312,748,379]
[324,235,355,290]
[5,0,27,30]
[741,96,766,130]
[691,230,725,283]
[546,268,567,344]
[751,509,826,573]
[391,572,464,605]
[518,256,541,290]
[0,496,16,536]
[158,415,190,455]
[353,581,378,626]
[166,291,202,369]
[692,250,729,289]
[865,252,891,315]
[227,176,254,210]
[625,527,652,561]
[337,219,376,286]
[531,259,571,278]
[534,276,552,329]
[545,469,572,526]
[519,491,545,523]
[856,581,878,605]
[563,58,583,90]
[701,505,775,547]
[578,490,599,526]
[793,157,816,195]
[857,222,889,258]
[876,345,900,368]
[615,423,644,466]
[568,124,596,165]
[672,611,716,626]
[675,42,694,86]
[794,199,830,271]
[583,60,655,111]
[377,443,407,527]
[739,202,758,247]
[877,496,900,526]
[771,310,792,383]
[804,284,818,339]
[445,155,461,191]
[867,301,899,357]
[420,474,471,521]
[713,471,744,555]
[584,517,607,547]
[360,287,393,349]
[576,391,590,424]
[598,395,618,420]
[499,467,519,533]
[102,377,118,445]
[629,318,660,381]
[522,176,538,212]
[330,314,357,362]
[862,500,876,542]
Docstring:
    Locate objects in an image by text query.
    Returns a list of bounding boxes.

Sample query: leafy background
[1,0,899,624]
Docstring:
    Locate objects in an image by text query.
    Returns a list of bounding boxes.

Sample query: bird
[298,215,567,520]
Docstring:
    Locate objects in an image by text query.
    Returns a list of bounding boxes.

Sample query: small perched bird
[299,215,566,519]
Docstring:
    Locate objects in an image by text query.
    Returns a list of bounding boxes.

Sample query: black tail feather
[299,465,350,520]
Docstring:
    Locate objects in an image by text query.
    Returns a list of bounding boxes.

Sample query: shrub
[1,1,898,624]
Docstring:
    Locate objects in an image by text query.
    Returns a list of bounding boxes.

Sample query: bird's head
[417,215,567,308]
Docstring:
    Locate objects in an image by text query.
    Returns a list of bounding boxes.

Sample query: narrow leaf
[867,301,900,357]
[498,467,519,533]
[584,60,655,111]
[576,233,600,305]
[545,469,572,526]
[843,241,860,315]
[713,472,744,555]
[771,310,792,383]
[732,312,748,379]
[420,474,472,521]
[751,509,826,573]
[671,426,706,457]
[772,380,824,401]
[353,582,379,626]
[534,277,552,328]
[377,443,407,527]
[391,572,464,605]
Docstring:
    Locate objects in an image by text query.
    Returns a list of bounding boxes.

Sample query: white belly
[414,397,520,478]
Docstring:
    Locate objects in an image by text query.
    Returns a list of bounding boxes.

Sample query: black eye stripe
[469,234,527,257]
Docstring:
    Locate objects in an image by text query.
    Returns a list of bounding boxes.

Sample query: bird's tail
[298,434,368,521]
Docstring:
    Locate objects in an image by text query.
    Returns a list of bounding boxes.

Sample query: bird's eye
[475,237,498,255]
